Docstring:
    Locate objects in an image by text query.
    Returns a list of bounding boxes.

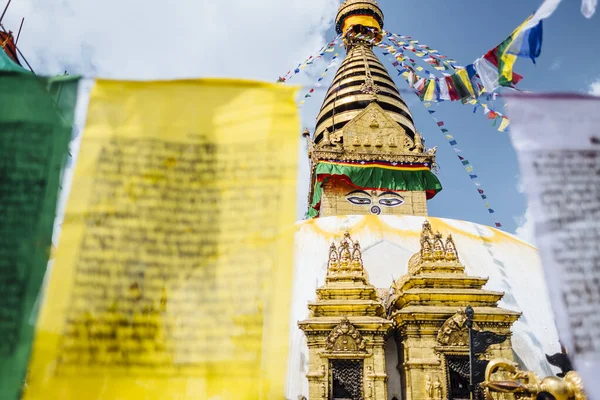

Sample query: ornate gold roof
[390,220,522,325]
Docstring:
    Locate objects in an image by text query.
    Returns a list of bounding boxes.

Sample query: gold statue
[481,359,587,400]
[413,133,425,153]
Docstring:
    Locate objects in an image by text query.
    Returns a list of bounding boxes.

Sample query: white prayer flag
[507,93,600,399]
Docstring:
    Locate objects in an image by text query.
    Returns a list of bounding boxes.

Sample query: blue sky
[296,0,600,235]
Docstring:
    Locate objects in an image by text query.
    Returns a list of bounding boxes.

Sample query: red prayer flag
[445,76,460,101]
[436,121,444,127]
[478,189,485,194]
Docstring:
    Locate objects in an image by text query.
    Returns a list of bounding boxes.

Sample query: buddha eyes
[347,196,372,205]
[379,198,404,207]
[345,191,404,208]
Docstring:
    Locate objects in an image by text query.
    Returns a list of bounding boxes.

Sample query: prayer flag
[437,121,445,127]
[449,140,457,146]
[0,72,80,400]
[23,79,300,400]
[424,79,437,102]
[438,78,450,101]
[498,117,511,132]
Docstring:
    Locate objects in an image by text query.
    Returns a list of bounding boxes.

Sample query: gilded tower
[305,0,442,219]
[298,1,521,399]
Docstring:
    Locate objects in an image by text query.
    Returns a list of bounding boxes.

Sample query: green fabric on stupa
[0,48,29,73]
[307,162,442,218]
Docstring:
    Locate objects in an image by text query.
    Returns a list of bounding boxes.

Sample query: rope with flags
[278,35,341,83]
[368,34,504,228]
[298,52,340,108]
[378,32,511,132]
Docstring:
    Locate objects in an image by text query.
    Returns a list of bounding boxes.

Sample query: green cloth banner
[0,72,79,400]
[307,162,442,218]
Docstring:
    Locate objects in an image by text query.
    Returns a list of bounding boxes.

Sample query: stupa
[287,1,561,399]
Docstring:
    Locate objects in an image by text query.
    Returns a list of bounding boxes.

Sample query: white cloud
[589,78,600,96]
[3,0,339,80]
[549,58,562,71]
[515,206,536,246]
[3,0,340,220]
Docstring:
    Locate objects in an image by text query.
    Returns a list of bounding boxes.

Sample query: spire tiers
[313,43,416,144]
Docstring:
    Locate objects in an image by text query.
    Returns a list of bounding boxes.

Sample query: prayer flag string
[370,35,504,228]
[376,32,511,132]
[278,35,341,83]
[298,52,340,107]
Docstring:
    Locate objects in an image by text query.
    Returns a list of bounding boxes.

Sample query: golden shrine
[298,224,520,400]
[293,1,585,399]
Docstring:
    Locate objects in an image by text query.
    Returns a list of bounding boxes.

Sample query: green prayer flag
[0,72,79,400]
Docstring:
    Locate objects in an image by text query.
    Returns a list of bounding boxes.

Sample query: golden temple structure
[293,1,565,399]
[298,225,520,400]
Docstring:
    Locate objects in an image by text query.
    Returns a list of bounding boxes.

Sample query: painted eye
[347,196,372,205]
[379,198,404,207]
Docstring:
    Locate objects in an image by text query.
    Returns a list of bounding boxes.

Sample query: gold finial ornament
[323,232,370,283]
[418,220,461,263]
[327,243,340,275]
[445,234,459,261]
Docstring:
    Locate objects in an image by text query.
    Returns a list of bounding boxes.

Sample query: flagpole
[465,305,475,400]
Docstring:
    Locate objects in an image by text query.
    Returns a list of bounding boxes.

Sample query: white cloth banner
[507,93,600,399]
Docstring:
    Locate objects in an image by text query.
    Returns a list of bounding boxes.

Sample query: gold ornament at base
[481,359,587,400]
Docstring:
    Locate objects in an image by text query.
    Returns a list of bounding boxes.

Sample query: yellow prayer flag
[424,80,436,102]
[456,69,475,98]
[24,79,300,400]
[498,117,511,132]
[416,66,424,72]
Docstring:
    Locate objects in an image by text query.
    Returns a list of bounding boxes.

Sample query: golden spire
[313,0,416,145]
